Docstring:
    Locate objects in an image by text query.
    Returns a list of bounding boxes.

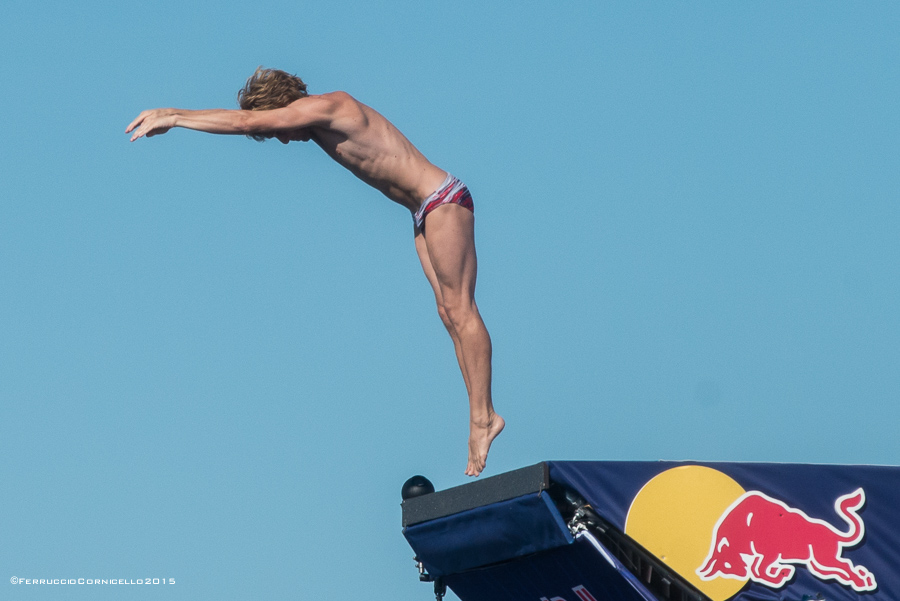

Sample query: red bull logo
[624,465,878,601]
[696,488,876,592]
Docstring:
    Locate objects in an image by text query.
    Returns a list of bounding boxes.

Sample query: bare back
[304,93,447,211]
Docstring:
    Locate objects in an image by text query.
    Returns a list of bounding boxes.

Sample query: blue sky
[2,2,898,600]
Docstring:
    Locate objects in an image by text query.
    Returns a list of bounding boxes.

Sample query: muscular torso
[302,93,448,212]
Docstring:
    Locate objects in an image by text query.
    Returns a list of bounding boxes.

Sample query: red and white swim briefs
[413,173,474,231]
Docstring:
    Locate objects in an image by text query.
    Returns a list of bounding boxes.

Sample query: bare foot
[465,413,505,477]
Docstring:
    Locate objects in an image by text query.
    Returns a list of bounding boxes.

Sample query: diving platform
[401,461,900,601]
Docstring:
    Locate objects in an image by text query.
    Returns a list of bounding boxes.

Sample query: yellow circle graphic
[624,466,747,601]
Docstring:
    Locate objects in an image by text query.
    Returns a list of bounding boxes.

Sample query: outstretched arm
[126,108,247,141]
[126,95,343,142]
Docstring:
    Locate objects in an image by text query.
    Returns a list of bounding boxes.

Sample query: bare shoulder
[320,90,355,102]
[289,91,356,111]
[277,91,358,122]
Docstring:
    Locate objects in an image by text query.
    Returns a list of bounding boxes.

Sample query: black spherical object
[401,475,435,500]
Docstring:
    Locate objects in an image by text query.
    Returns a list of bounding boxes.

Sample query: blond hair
[237,67,309,140]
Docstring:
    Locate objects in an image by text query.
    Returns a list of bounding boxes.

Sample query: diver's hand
[127,109,178,142]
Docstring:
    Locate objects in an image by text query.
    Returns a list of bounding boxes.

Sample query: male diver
[127,68,504,476]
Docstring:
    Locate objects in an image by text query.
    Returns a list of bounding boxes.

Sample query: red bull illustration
[620,464,890,600]
[696,487,876,592]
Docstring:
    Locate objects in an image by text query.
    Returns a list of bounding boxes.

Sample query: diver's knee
[436,304,454,330]
[443,300,476,331]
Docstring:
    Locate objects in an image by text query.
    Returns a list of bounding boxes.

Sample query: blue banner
[549,461,900,601]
